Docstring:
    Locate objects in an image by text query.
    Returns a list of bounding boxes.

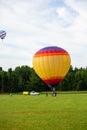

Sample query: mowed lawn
[0,92,87,130]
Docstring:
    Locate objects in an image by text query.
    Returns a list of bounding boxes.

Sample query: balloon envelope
[0,30,6,39]
[32,46,71,88]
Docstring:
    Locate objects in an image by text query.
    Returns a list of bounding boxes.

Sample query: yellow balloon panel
[33,55,70,80]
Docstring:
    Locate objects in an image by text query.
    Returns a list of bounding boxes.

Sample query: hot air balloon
[32,46,71,95]
[0,30,6,40]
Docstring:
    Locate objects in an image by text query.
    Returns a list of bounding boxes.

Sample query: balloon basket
[52,87,57,97]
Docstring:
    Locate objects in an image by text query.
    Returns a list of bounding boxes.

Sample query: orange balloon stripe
[43,77,64,84]
[34,50,68,57]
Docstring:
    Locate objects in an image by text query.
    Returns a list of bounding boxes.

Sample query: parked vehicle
[30,91,39,95]
[23,91,29,95]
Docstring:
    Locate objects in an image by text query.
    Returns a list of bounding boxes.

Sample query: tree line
[0,65,87,93]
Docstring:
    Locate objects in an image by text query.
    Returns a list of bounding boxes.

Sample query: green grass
[0,92,87,130]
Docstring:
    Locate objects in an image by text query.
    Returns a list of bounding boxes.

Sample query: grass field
[0,92,87,130]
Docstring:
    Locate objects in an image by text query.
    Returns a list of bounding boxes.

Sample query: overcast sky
[0,0,87,70]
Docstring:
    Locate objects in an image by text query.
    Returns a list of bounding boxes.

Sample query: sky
[0,0,87,71]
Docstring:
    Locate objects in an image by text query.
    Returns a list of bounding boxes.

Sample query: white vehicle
[30,91,39,95]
